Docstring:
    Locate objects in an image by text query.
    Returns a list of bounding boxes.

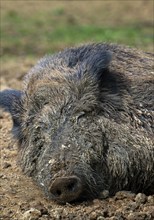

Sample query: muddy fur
[0,43,154,203]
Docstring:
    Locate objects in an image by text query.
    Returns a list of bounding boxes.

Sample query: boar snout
[49,176,82,203]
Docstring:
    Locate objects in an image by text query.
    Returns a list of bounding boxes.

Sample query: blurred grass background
[1,0,154,60]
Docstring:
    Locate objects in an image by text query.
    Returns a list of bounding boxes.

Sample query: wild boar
[0,43,154,203]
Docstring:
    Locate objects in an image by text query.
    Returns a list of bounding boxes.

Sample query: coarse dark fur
[0,43,154,203]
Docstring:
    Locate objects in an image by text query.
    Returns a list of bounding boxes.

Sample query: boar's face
[0,50,122,203]
[24,86,108,203]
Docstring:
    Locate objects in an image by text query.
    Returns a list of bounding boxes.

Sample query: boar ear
[85,50,112,76]
[0,89,23,127]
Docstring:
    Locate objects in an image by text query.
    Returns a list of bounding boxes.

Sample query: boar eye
[78,111,85,118]
[43,102,49,106]
[75,111,85,123]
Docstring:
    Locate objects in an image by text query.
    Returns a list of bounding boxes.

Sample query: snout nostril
[67,182,76,192]
[56,189,61,196]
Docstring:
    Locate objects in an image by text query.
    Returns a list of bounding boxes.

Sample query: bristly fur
[0,43,154,202]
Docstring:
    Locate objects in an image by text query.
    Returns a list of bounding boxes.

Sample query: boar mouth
[49,176,83,203]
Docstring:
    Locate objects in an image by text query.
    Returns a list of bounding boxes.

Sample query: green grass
[1,5,153,58]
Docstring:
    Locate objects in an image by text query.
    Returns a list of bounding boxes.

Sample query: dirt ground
[0,56,154,220]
